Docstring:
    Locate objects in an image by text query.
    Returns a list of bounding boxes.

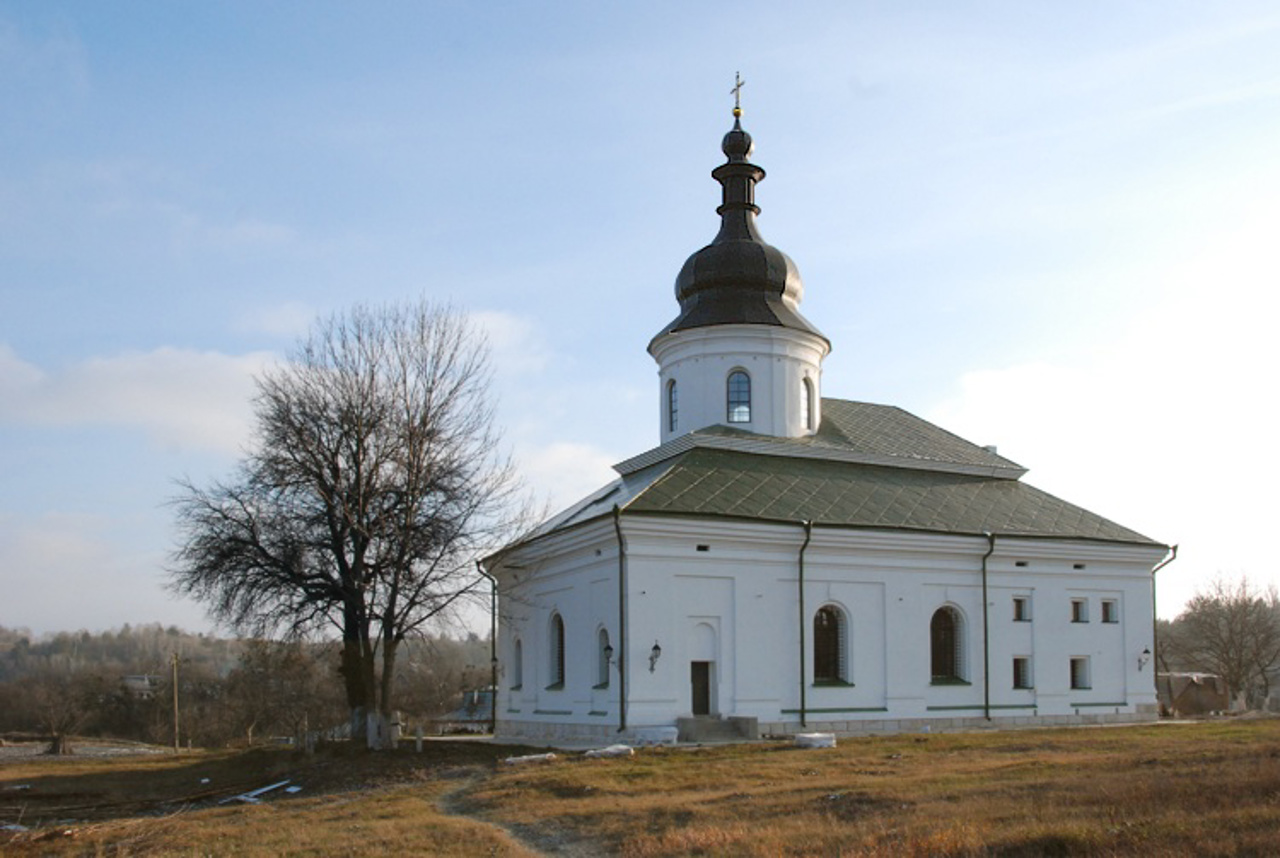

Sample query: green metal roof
[615,398,1025,479]
[622,447,1159,545]
[498,398,1162,558]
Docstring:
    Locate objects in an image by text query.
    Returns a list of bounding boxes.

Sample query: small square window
[1101,600,1118,623]
[1013,657,1033,689]
[1070,656,1091,690]
[1013,596,1031,622]
[1071,599,1089,623]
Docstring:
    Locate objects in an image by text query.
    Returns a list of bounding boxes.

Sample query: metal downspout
[1150,545,1179,694]
[981,533,996,722]
[613,505,628,734]
[798,520,813,729]
[475,561,498,735]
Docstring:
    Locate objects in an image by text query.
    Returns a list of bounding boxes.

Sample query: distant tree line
[0,624,490,752]
[1158,576,1280,710]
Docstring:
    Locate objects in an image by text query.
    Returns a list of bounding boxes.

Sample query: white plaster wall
[494,515,1162,741]
[650,325,828,443]
[495,521,626,736]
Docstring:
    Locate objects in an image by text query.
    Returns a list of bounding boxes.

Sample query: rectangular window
[1013,657,1032,689]
[1013,596,1030,622]
[1101,600,1118,623]
[1071,599,1089,623]
[1070,656,1091,690]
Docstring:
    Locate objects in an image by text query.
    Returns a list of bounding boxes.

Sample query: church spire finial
[730,71,745,119]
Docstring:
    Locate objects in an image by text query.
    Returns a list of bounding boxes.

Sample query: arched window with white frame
[727,370,751,423]
[667,379,678,432]
[930,606,966,683]
[511,638,523,689]
[596,627,611,688]
[802,377,815,431]
[813,604,849,684]
[548,612,565,689]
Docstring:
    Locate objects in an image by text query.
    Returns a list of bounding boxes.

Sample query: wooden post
[171,652,180,753]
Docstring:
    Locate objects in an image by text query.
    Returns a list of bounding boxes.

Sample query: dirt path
[437,771,607,857]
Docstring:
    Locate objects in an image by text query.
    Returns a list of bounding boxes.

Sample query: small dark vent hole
[696,545,710,552]
[1073,563,1086,570]
[1015,561,1028,568]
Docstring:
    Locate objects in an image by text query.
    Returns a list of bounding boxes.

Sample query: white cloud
[0,512,212,635]
[234,301,318,338]
[470,309,552,376]
[0,344,273,454]
[515,441,618,515]
[927,180,1280,619]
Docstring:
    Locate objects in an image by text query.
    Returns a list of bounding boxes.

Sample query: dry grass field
[4,718,1280,856]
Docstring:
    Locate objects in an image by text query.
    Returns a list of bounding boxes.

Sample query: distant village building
[488,104,1170,744]
[120,674,160,700]
[433,687,495,734]
[1157,673,1228,716]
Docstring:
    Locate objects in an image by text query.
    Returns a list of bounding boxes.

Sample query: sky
[3,2,1279,636]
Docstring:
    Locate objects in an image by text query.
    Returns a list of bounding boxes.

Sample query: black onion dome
[652,116,828,346]
[721,118,753,161]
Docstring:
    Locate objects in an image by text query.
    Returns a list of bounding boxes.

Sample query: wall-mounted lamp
[1138,647,1152,671]
[649,640,662,673]
[603,643,614,668]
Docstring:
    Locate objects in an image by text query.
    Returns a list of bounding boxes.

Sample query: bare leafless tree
[20,661,107,754]
[1176,576,1280,709]
[171,301,526,744]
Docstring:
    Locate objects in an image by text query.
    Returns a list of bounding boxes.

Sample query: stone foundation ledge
[759,710,1153,737]
[498,709,1155,746]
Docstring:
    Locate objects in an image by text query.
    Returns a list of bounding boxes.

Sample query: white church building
[487,106,1170,744]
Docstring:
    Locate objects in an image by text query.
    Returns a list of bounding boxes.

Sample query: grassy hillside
[4,718,1279,856]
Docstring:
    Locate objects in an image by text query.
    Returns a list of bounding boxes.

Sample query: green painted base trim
[588,710,609,717]
[1071,702,1128,708]
[988,704,1037,710]
[781,707,888,714]
[533,709,573,715]
[812,680,855,688]
[930,678,972,686]
[506,708,521,714]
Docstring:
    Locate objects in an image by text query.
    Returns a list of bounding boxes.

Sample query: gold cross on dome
[731,71,745,117]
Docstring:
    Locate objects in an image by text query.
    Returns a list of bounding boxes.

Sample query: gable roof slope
[623,447,1160,546]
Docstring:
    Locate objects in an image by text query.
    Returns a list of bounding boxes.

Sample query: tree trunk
[46,734,73,755]
[338,607,368,712]
[380,637,399,718]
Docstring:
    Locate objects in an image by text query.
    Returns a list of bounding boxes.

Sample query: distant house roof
[436,688,494,724]
[497,397,1161,557]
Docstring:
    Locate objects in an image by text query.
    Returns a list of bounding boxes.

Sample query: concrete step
[676,716,759,743]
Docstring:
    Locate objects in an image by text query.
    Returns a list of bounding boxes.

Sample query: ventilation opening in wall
[1015,561,1028,568]
[1073,563,1087,570]
[696,545,710,552]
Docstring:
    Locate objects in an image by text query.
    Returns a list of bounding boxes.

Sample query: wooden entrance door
[691,661,712,716]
